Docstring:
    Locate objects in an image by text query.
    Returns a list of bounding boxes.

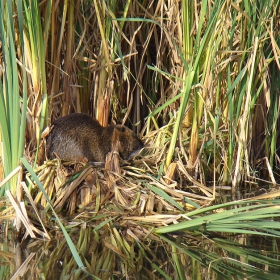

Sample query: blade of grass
[155,200,280,235]
[21,157,90,275]
[144,183,185,212]
[0,0,27,195]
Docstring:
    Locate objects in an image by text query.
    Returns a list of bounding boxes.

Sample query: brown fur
[46,113,144,162]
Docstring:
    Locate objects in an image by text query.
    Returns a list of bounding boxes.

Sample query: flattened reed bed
[22,127,280,232]
[6,147,280,279]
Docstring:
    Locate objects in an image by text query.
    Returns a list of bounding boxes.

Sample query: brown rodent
[46,113,144,162]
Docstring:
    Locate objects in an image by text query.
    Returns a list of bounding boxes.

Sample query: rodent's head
[113,125,144,160]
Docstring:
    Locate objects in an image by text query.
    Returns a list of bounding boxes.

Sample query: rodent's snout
[127,145,144,160]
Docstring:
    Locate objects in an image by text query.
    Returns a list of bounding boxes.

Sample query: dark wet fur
[46,113,144,162]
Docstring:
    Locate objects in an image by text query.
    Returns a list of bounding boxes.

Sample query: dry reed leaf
[105,169,119,193]
[268,17,280,71]
[126,228,140,242]
[114,185,135,207]
[104,241,127,259]
[146,192,155,213]
[10,252,36,280]
[164,162,177,183]
[41,126,50,139]
[177,161,214,197]
[244,190,280,200]
[156,199,178,212]
[6,190,36,238]
[264,157,276,185]
[0,166,21,189]
[19,202,48,238]
[105,151,121,175]
[156,199,164,212]
[0,205,15,220]
[54,166,93,210]
[149,181,183,199]
[21,182,50,239]
[80,173,96,207]
[139,194,148,214]
[124,214,181,225]
[175,189,213,201]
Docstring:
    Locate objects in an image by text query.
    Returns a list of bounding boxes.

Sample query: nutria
[46,113,144,162]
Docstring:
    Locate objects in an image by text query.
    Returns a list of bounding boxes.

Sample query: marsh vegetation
[1,0,280,279]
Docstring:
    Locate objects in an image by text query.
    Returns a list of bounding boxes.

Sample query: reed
[0,1,27,195]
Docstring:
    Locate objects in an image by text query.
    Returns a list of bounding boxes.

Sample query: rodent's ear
[115,125,126,133]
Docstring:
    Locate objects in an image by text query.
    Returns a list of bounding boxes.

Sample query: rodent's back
[46,113,143,162]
